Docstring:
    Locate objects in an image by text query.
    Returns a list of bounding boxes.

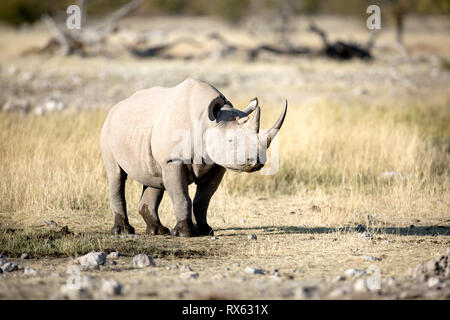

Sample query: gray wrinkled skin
[100,78,287,237]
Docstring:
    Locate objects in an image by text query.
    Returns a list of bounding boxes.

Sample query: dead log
[29,0,143,56]
[308,22,375,61]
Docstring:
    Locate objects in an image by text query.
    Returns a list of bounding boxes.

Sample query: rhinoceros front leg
[138,185,170,235]
[162,163,195,237]
[193,165,226,236]
[107,166,135,235]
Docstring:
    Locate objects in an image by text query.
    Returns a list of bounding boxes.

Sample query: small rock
[1,262,18,272]
[166,263,181,270]
[272,271,281,279]
[248,234,257,240]
[24,268,37,276]
[239,219,246,223]
[411,263,426,280]
[76,252,106,268]
[344,268,366,278]
[181,264,193,272]
[212,274,224,280]
[105,260,117,266]
[244,267,267,275]
[353,279,369,292]
[101,278,122,295]
[20,253,30,260]
[328,286,352,298]
[39,220,58,226]
[384,277,397,287]
[133,254,156,268]
[425,259,439,275]
[211,236,219,240]
[107,252,122,259]
[295,286,318,299]
[362,255,382,262]
[148,270,158,276]
[179,272,199,280]
[0,255,7,266]
[427,277,443,288]
[332,275,346,282]
[292,268,304,274]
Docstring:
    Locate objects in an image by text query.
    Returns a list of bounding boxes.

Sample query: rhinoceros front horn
[259,100,288,148]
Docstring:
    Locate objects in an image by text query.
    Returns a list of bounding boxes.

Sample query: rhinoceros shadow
[215,225,450,236]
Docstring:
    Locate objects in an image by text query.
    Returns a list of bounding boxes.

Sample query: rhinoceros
[100,78,287,237]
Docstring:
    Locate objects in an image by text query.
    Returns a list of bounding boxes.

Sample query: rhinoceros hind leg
[139,186,170,235]
[107,166,135,235]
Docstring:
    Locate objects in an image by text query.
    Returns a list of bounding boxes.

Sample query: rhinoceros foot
[146,224,171,235]
[171,220,196,237]
[194,223,214,236]
[110,224,135,235]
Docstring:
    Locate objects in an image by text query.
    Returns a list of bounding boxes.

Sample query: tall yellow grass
[0,97,448,229]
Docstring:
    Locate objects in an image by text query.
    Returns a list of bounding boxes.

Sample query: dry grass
[0,93,448,237]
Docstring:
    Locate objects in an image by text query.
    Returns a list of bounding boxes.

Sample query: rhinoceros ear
[208,97,225,121]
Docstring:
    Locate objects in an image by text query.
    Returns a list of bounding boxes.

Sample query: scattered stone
[362,255,382,262]
[353,279,369,293]
[425,259,439,275]
[166,263,181,270]
[148,270,158,276]
[133,254,156,268]
[181,264,193,272]
[119,234,139,239]
[0,255,7,266]
[105,260,117,267]
[40,220,58,226]
[244,267,267,275]
[2,99,30,113]
[248,234,257,240]
[272,271,281,279]
[211,236,219,240]
[239,219,246,223]
[332,275,346,282]
[384,277,398,287]
[20,253,30,260]
[344,268,366,278]
[75,252,106,268]
[24,268,37,276]
[328,286,352,298]
[179,272,199,280]
[427,277,444,288]
[1,262,18,272]
[295,286,318,299]
[107,252,122,259]
[101,278,122,296]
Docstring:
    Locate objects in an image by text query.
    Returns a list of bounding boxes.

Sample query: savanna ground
[0,15,449,299]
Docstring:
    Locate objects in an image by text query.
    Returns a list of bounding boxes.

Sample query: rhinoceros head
[204,97,287,172]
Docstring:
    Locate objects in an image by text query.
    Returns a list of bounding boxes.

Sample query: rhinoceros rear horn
[242,98,258,116]
[243,105,260,133]
[208,97,225,121]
